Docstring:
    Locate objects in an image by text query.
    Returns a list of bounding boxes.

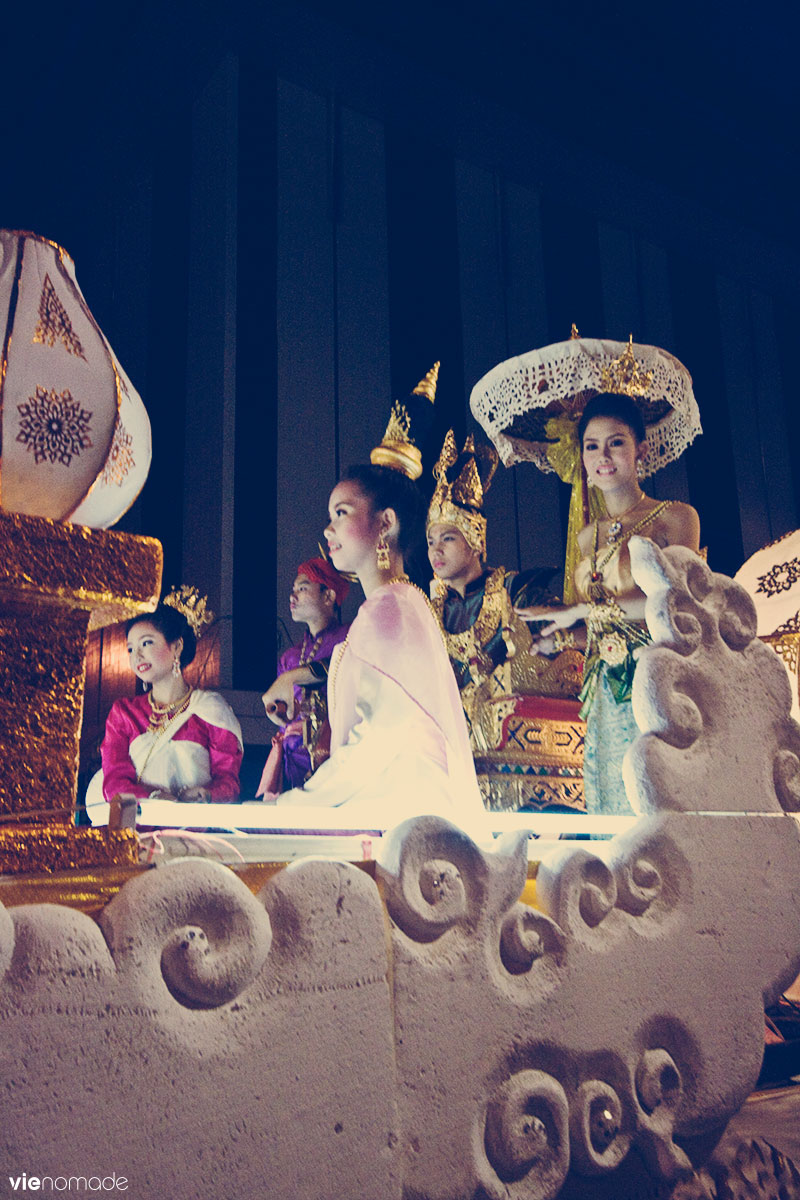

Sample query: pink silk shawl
[328,582,481,807]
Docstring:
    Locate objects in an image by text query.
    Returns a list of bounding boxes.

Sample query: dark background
[2,0,798,705]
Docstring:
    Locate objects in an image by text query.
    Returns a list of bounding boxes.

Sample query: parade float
[2,239,800,1198]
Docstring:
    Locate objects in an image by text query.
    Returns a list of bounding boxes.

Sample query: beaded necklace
[297,628,325,666]
[138,688,194,781]
[147,686,193,733]
[605,492,646,545]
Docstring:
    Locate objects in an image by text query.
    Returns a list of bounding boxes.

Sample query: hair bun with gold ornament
[162,586,215,637]
[427,429,499,559]
[369,362,439,481]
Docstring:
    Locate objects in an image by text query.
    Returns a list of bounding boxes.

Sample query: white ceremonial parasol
[0,229,151,528]
[469,330,702,602]
[469,330,702,475]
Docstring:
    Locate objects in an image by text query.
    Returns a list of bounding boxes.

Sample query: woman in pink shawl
[85,600,242,825]
[277,463,485,831]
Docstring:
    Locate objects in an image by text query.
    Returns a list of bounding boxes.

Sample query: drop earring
[376,532,390,570]
[172,658,182,678]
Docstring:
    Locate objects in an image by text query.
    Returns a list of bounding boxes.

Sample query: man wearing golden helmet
[426,430,558,702]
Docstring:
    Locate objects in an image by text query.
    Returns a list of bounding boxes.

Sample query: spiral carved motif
[773,747,800,811]
[100,859,272,1007]
[499,905,565,975]
[569,1078,632,1175]
[377,817,528,942]
[484,1069,570,1199]
[716,590,757,652]
[635,1049,682,1115]
[668,604,705,655]
[577,857,617,928]
[418,858,466,914]
[615,856,663,917]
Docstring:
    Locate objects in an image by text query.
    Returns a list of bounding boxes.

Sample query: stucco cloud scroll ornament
[375,542,800,1200]
[0,229,151,527]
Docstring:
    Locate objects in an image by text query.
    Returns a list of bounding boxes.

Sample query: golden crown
[598,334,653,397]
[370,362,439,480]
[163,586,215,636]
[427,429,499,557]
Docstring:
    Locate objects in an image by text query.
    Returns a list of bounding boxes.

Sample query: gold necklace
[590,501,672,596]
[298,628,325,666]
[147,686,193,732]
[605,492,646,545]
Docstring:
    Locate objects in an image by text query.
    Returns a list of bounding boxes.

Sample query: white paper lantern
[0,230,151,528]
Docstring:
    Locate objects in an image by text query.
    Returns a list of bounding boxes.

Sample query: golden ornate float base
[0,510,162,872]
[477,770,585,813]
[0,825,139,877]
[475,694,586,813]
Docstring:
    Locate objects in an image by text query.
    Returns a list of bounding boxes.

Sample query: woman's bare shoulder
[660,500,701,551]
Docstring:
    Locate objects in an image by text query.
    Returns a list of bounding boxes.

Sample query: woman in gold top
[517,393,700,814]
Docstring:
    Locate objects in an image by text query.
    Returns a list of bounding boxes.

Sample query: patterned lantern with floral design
[735,529,800,721]
[0,230,151,528]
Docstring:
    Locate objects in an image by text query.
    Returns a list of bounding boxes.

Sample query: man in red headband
[257,558,350,794]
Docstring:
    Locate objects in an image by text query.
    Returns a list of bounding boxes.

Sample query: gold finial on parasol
[599,334,654,397]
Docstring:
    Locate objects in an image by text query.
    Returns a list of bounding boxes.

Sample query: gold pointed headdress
[370,362,439,480]
[427,429,499,558]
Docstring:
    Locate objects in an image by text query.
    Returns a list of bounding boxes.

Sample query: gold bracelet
[552,629,577,652]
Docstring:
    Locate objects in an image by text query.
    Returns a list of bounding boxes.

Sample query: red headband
[296,557,350,606]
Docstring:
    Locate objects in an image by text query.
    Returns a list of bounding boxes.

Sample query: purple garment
[277,623,349,788]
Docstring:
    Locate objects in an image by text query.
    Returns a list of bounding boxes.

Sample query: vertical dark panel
[275,80,337,647]
[455,161,518,570]
[598,225,696,508]
[107,176,155,538]
[385,127,465,478]
[538,199,606,543]
[669,255,742,574]
[637,239,691,506]
[749,290,797,542]
[773,292,800,526]
[139,111,192,587]
[539,198,605,343]
[233,55,278,689]
[716,277,774,557]
[336,104,392,486]
[183,56,239,677]
[502,179,563,574]
[598,223,641,339]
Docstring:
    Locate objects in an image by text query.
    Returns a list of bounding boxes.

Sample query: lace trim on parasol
[470,338,702,476]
